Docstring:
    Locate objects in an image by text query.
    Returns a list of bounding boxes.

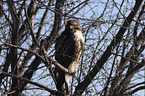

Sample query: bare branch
[42,45,69,74]
[36,0,53,40]
[110,27,145,93]
[129,86,145,95]
[113,59,145,95]
[0,1,12,26]
[125,81,145,92]
[4,43,69,74]
[24,6,40,48]
[4,43,44,61]
[0,71,65,95]
[74,0,143,95]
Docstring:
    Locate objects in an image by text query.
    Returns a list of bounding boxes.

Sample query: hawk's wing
[55,30,75,68]
[54,20,85,93]
[54,30,75,91]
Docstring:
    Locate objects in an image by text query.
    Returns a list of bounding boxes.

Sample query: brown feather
[54,20,85,93]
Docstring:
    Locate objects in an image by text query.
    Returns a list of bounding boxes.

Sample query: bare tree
[0,0,144,95]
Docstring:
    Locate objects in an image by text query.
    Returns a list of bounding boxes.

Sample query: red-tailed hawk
[54,20,85,94]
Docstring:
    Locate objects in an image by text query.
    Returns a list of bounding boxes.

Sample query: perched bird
[54,20,85,94]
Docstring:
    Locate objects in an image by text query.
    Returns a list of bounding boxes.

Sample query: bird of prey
[54,20,85,94]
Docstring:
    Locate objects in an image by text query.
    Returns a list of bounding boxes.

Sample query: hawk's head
[65,20,82,31]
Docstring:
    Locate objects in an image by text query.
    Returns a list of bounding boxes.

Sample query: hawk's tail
[54,67,65,92]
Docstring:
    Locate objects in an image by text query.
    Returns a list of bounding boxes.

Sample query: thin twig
[24,6,40,47]
[0,71,64,95]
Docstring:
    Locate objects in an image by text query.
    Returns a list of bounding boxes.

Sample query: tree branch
[17,0,65,94]
[19,0,53,77]
[129,86,145,95]
[36,0,53,40]
[4,43,69,74]
[125,81,145,94]
[110,27,145,93]
[24,6,40,48]
[114,59,145,95]
[0,1,12,26]
[74,0,143,95]
[0,71,65,95]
